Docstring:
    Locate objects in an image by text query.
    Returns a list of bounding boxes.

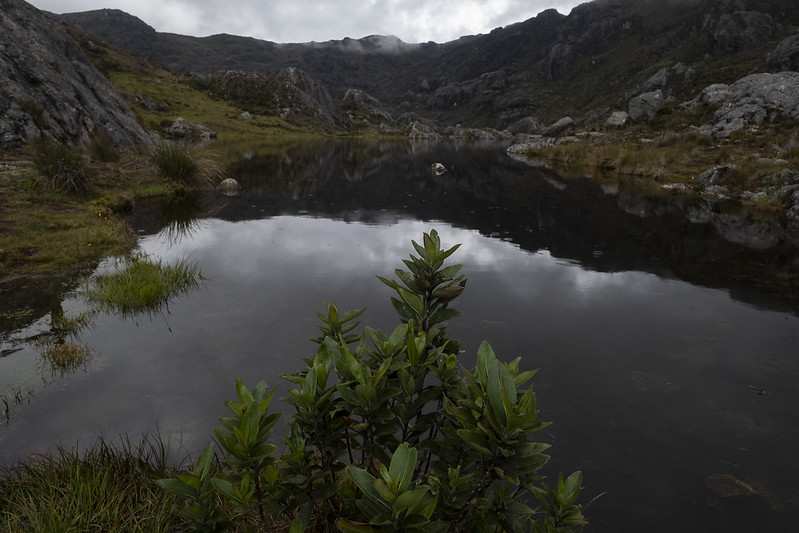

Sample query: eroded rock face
[701,8,777,56]
[767,32,799,72]
[0,0,149,148]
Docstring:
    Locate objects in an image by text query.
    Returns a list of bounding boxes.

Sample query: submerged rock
[218,178,241,195]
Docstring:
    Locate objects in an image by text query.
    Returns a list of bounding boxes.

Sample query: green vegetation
[86,253,203,316]
[0,435,181,532]
[39,341,94,375]
[30,139,91,195]
[157,230,587,532]
[149,139,225,188]
[1,231,586,531]
[524,111,799,203]
[0,152,138,272]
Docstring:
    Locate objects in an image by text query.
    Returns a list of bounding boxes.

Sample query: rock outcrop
[340,89,395,127]
[692,72,799,138]
[0,0,149,148]
[701,8,777,56]
[767,32,799,72]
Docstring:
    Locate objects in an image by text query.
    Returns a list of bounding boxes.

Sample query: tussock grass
[149,140,224,189]
[30,140,91,195]
[86,253,203,315]
[0,435,181,532]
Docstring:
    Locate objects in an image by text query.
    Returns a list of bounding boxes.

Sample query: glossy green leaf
[235,378,253,405]
[336,520,380,533]
[393,487,428,515]
[156,477,198,499]
[389,443,417,493]
[345,466,392,511]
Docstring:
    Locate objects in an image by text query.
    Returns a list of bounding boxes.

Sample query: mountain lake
[1,139,798,532]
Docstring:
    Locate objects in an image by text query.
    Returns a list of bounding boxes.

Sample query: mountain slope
[59,0,799,129]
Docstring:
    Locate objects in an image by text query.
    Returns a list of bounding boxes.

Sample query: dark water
[1,140,798,532]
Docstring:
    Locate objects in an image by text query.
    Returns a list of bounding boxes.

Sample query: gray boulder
[628,90,665,122]
[696,165,738,186]
[767,32,799,72]
[506,116,543,135]
[606,111,629,127]
[0,0,149,148]
[683,83,731,110]
[542,117,575,137]
[166,117,216,140]
[696,72,799,138]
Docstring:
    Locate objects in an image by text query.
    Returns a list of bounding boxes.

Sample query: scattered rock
[240,111,252,120]
[628,90,665,122]
[446,126,511,142]
[696,165,738,186]
[606,111,629,127]
[506,116,543,135]
[542,117,575,137]
[682,83,731,110]
[165,117,216,140]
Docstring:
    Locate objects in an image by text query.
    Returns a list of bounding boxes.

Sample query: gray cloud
[29,0,582,43]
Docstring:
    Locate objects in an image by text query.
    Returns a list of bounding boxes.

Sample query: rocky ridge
[0,0,149,148]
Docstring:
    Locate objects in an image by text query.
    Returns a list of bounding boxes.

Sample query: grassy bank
[0,146,163,276]
[0,435,183,532]
[522,115,799,197]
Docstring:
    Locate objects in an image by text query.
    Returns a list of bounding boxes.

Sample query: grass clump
[86,253,203,315]
[39,342,94,375]
[0,436,181,533]
[149,139,224,189]
[30,139,91,195]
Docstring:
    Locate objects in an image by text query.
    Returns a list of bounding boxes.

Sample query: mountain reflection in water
[1,140,797,533]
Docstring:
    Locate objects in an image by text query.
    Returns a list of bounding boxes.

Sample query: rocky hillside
[58,0,799,132]
[0,0,149,149]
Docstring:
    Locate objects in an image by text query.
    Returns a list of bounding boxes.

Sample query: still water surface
[1,141,798,531]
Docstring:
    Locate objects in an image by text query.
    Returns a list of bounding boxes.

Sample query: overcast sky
[29,0,584,44]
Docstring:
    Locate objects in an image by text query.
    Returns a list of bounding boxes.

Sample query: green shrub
[149,139,224,188]
[30,139,91,195]
[159,230,587,532]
